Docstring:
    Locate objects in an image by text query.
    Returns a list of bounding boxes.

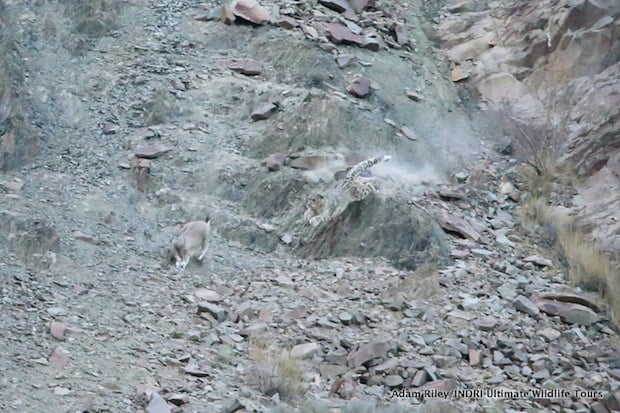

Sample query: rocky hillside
[0,0,619,412]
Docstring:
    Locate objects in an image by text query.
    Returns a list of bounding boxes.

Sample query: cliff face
[439,0,620,255]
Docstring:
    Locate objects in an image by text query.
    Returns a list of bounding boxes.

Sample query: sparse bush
[249,340,306,401]
[518,197,619,327]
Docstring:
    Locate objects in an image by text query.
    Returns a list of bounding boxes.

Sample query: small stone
[338,311,353,325]
[513,295,540,316]
[486,374,506,384]
[537,327,561,342]
[194,289,222,302]
[145,392,172,413]
[325,348,348,366]
[240,322,268,336]
[290,342,320,359]
[346,76,372,98]
[468,349,481,366]
[405,89,423,101]
[436,210,481,241]
[184,365,210,377]
[523,254,553,267]
[49,347,69,366]
[347,340,391,367]
[384,375,404,388]
[50,321,66,341]
[227,59,263,76]
[197,302,228,322]
[411,369,428,387]
[447,309,476,321]
[273,16,298,29]
[258,308,273,323]
[251,102,279,120]
[235,301,256,321]
[478,316,497,331]
[319,364,348,379]
[53,387,71,396]
[324,22,364,46]
[318,0,352,13]
[280,233,293,244]
[134,145,172,159]
[336,54,355,68]
[532,369,550,381]
[400,126,417,141]
[361,33,381,51]
[450,64,469,82]
[73,230,101,245]
[223,398,245,413]
[166,393,189,406]
[373,357,399,374]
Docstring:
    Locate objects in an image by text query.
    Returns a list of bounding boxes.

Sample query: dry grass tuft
[248,339,306,401]
[518,197,619,327]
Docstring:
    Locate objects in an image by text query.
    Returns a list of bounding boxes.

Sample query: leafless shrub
[248,339,306,401]
[518,197,620,327]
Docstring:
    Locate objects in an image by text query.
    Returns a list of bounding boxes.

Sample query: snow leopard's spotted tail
[341,154,392,189]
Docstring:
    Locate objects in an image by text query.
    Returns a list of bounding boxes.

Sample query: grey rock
[290,342,320,359]
[197,302,228,322]
[523,254,553,267]
[513,295,540,316]
[145,393,172,413]
[384,375,404,388]
[347,340,391,367]
[411,369,428,387]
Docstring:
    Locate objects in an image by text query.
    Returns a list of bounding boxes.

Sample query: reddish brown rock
[324,23,364,46]
[230,0,269,25]
[346,76,372,98]
[450,64,469,82]
[50,321,66,341]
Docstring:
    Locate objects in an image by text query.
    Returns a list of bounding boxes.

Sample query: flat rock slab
[323,22,364,46]
[134,145,173,159]
[226,59,263,76]
[435,210,481,241]
[536,299,601,326]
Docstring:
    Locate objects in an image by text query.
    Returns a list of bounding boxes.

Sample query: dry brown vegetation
[249,339,307,401]
[519,197,620,327]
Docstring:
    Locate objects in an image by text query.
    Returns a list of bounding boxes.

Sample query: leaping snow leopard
[303,154,391,227]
